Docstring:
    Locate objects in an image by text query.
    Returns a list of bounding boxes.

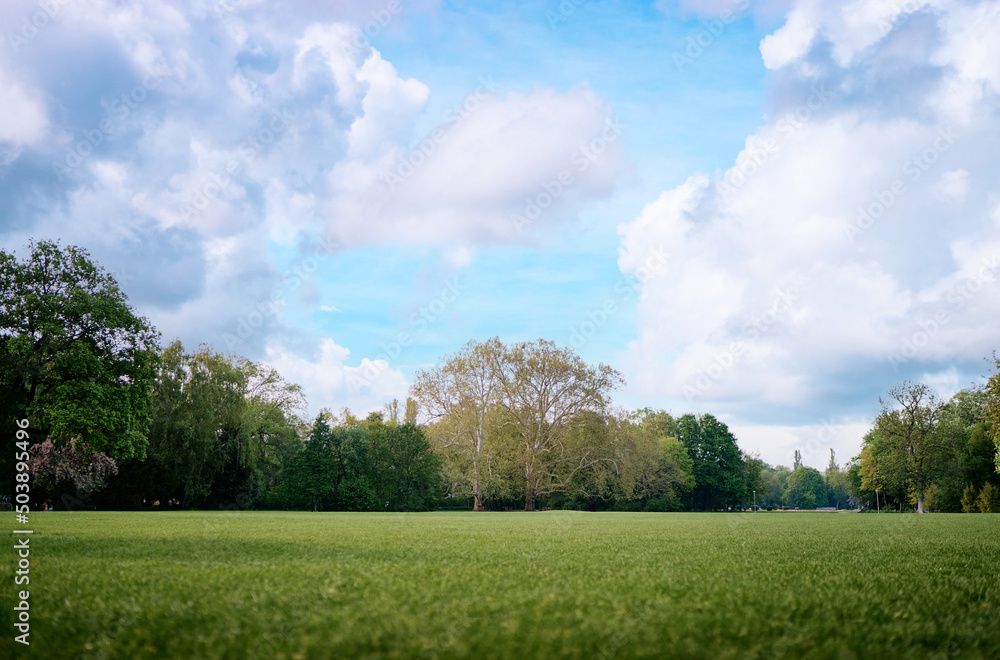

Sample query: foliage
[976,482,1000,513]
[983,354,1000,473]
[29,438,118,500]
[677,413,746,510]
[783,466,827,509]
[0,240,160,463]
[101,341,304,509]
[961,484,979,513]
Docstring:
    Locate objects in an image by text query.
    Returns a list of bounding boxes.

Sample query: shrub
[976,483,1000,513]
[961,484,979,513]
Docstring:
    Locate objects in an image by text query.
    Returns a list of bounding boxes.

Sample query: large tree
[411,338,501,510]
[865,382,951,513]
[115,341,304,509]
[677,413,746,510]
[1,240,160,462]
[487,339,623,511]
[984,354,1000,474]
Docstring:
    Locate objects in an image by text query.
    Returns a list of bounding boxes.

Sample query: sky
[2,0,999,470]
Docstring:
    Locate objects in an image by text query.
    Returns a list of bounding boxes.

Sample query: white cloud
[0,67,48,148]
[620,0,1000,455]
[264,338,409,419]
[321,85,623,245]
[930,168,970,202]
[731,420,872,469]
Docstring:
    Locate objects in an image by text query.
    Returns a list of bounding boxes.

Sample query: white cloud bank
[619,0,1000,467]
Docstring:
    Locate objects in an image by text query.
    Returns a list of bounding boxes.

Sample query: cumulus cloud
[264,338,410,419]
[0,0,624,383]
[618,0,1000,451]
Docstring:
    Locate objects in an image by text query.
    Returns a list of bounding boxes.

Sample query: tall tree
[1,240,159,462]
[983,354,1000,474]
[487,339,623,511]
[873,382,950,513]
[783,466,826,509]
[411,338,502,511]
[678,413,745,510]
[825,450,851,509]
[284,416,338,511]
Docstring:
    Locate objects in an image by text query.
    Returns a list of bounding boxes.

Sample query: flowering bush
[30,438,118,495]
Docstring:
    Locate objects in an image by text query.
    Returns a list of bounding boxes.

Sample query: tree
[284,416,338,511]
[783,466,826,509]
[411,339,502,511]
[976,482,1000,513]
[123,342,304,509]
[825,450,851,509]
[1,240,160,463]
[678,413,745,510]
[29,438,118,506]
[486,339,623,511]
[871,382,950,513]
[961,484,979,513]
[369,420,442,511]
[983,354,1000,474]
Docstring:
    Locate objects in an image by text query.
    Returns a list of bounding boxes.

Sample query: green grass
[4,511,999,659]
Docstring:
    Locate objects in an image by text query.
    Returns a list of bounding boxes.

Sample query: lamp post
[753,490,756,512]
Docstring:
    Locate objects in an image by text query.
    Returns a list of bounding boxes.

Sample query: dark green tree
[1,240,159,465]
[678,413,746,510]
[283,416,338,511]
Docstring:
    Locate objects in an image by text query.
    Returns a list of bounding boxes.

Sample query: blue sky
[3,0,999,469]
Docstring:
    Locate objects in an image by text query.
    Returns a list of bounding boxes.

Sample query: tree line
[3,241,999,512]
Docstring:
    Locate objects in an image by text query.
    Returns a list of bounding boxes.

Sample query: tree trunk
[916,493,925,514]
[524,494,535,512]
[473,493,483,512]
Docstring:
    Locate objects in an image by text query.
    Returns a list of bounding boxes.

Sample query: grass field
[4,511,999,659]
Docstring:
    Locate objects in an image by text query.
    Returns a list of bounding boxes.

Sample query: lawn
[4,511,999,659]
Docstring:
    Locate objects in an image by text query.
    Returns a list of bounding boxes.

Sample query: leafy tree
[487,339,623,511]
[412,339,502,511]
[29,438,118,506]
[961,484,979,513]
[1,240,159,467]
[825,450,851,509]
[678,413,745,510]
[868,382,951,513]
[783,466,826,509]
[983,354,1000,474]
[283,416,338,511]
[113,342,304,509]
[368,419,442,511]
[976,482,1000,513]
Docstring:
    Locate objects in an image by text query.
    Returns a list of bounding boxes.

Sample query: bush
[338,477,379,512]
[976,482,1000,513]
[961,484,979,513]
[766,505,773,511]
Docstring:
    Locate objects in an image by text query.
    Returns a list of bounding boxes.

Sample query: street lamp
[753,490,756,512]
